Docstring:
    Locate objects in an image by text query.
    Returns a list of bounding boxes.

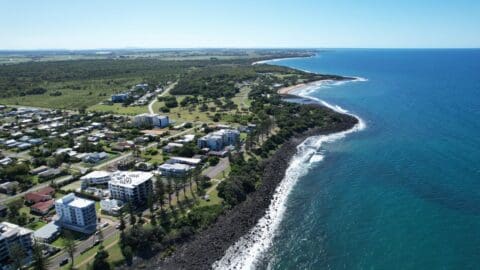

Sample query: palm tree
[64,234,76,268]
[166,177,173,208]
[32,240,50,270]
[155,178,166,210]
[192,166,202,192]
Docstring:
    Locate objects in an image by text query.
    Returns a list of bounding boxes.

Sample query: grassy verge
[88,103,148,115]
[60,233,124,270]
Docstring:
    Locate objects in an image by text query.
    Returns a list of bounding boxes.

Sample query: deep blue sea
[216,49,480,270]
[255,49,480,270]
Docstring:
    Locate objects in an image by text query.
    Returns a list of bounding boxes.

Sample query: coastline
[122,58,363,270]
[153,112,357,270]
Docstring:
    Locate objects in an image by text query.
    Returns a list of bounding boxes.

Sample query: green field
[88,103,148,115]
[60,233,124,270]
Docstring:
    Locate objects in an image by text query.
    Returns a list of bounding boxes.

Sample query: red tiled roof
[25,192,50,203]
[37,186,55,196]
[31,199,54,214]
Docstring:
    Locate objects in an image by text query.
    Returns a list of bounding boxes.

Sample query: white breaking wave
[213,80,366,270]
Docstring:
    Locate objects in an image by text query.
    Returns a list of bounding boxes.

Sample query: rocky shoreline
[123,101,358,270]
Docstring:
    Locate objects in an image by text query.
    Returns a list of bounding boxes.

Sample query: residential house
[33,222,60,243]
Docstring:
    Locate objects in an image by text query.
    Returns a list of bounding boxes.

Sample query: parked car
[59,258,69,266]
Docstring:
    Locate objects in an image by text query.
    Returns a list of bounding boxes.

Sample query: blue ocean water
[260,49,480,269]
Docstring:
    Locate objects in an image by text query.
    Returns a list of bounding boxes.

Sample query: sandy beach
[277,82,308,95]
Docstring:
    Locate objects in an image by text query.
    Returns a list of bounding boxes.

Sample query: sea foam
[213,79,365,270]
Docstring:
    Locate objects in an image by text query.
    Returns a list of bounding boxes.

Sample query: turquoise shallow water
[260,50,480,269]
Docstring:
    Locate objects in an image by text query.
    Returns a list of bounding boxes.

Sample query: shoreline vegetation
[0,50,359,269]
[122,65,359,269]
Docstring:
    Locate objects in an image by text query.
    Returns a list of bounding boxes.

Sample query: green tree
[118,214,126,232]
[122,245,133,265]
[64,232,76,268]
[9,243,26,270]
[92,245,110,270]
[32,241,50,270]
[154,178,166,210]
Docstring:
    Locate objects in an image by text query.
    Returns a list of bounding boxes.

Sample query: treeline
[216,74,357,207]
[170,64,307,98]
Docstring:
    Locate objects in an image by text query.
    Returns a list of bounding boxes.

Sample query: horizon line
[0,47,479,52]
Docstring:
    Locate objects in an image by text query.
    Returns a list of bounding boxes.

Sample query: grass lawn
[140,149,164,164]
[231,85,252,109]
[60,180,82,192]
[61,233,123,270]
[88,103,148,115]
[0,78,141,110]
[26,220,47,230]
[198,186,222,207]
[52,229,90,248]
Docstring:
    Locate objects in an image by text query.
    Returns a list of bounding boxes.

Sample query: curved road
[148,82,177,114]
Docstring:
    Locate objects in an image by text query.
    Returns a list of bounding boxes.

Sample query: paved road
[48,218,119,269]
[148,82,177,114]
[0,175,73,204]
[93,152,133,170]
[203,157,229,179]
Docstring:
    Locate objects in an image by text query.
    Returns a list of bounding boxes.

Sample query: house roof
[33,221,60,240]
[37,186,55,196]
[31,199,55,213]
[25,192,50,203]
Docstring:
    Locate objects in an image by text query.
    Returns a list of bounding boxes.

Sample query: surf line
[213,79,366,270]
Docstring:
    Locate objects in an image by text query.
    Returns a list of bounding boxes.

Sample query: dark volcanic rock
[121,105,358,270]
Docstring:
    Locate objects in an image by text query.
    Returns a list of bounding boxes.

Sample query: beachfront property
[33,221,60,243]
[54,193,97,234]
[108,171,153,205]
[100,198,124,215]
[197,129,240,151]
[167,156,202,167]
[133,113,169,128]
[0,222,34,262]
[111,93,129,103]
[158,163,192,177]
[80,170,111,186]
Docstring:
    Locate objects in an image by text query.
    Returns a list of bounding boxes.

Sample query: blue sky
[1,0,479,49]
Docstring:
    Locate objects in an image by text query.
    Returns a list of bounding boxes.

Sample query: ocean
[215,49,480,269]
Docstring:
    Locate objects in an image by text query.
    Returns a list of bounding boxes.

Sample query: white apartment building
[54,193,97,234]
[197,129,240,151]
[80,171,111,186]
[108,171,153,205]
[133,113,169,128]
[158,163,192,177]
[0,222,34,262]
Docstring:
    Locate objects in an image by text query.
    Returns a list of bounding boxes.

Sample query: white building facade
[108,171,153,205]
[197,129,240,151]
[80,171,111,186]
[133,113,169,128]
[54,193,97,234]
[0,222,34,263]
